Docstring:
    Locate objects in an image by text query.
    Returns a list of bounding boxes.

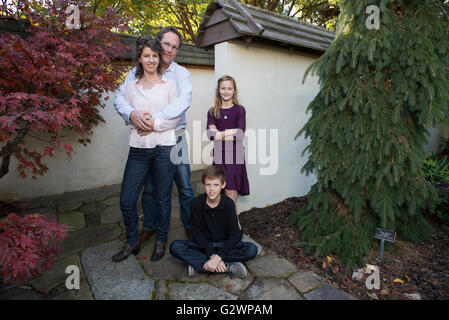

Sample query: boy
[169,165,257,278]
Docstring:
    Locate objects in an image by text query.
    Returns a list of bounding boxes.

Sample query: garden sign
[374,228,396,261]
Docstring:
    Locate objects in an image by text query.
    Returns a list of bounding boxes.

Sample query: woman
[112,36,179,262]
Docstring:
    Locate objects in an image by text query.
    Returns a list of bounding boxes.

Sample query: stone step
[15,170,205,215]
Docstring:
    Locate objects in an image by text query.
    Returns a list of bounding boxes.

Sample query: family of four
[112,27,256,278]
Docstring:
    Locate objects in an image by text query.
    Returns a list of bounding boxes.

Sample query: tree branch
[0,126,30,180]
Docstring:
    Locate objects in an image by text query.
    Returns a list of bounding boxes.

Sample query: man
[114,27,195,261]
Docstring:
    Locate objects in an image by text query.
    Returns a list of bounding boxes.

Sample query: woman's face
[139,47,159,75]
[219,80,235,102]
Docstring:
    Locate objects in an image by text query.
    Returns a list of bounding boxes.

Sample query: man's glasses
[161,41,179,51]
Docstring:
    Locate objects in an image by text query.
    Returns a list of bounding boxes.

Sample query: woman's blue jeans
[120,146,176,245]
[141,131,194,231]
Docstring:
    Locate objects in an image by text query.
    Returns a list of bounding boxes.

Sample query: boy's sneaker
[227,262,248,279]
[188,265,198,277]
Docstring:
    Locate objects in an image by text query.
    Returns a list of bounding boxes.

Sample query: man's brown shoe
[139,229,157,244]
[185,228,193,241]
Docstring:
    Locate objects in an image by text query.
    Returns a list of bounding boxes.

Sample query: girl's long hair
[209,75,240,119]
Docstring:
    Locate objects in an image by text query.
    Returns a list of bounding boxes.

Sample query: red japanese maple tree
[0,213,70,284]
[0,0,130,180]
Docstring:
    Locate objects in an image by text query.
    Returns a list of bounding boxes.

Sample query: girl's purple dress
[207,105,250,196]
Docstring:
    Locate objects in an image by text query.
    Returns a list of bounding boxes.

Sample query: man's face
[204,177,226,202]
[160,31,180,66]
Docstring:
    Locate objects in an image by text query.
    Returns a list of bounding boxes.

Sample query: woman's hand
[135,113,154,136]
[130,110,154,131]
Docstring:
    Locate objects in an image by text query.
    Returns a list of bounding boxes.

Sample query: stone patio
[0,172,356,300]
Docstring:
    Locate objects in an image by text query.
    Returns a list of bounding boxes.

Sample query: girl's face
[219,80,235,102]
[139,47,159,75]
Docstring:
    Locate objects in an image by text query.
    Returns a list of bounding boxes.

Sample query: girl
[207,75,249,229]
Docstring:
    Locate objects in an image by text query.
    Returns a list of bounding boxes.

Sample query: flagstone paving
[0,180,357,301]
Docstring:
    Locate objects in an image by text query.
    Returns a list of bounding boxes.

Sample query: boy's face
[204,177,226,202]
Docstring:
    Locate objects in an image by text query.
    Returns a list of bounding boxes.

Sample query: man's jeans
[120,146,176,245]
[169,240,258,273]
[142,131,195,231]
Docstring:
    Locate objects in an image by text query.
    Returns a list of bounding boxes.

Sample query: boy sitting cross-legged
[169,165,257,278]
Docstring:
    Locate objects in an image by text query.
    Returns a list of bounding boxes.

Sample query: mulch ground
[239,196,449,300]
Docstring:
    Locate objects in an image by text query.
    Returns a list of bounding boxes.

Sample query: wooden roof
[195,0,335,53]
[118,33,214,67]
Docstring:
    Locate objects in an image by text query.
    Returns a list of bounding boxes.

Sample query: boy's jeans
[169,240,258,273]
[120,146,176,245]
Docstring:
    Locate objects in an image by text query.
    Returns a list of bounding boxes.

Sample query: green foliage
[89,0,210,42]
[422,155,449,184]
[87,0,342,41]
[422,153,449,221]
[291,0,449,267]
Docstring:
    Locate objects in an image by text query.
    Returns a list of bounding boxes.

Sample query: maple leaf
[43,147,55,158]
[0,0,128,182]
[64,144,74,158]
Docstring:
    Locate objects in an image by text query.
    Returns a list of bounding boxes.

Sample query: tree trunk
[0,127,29,180]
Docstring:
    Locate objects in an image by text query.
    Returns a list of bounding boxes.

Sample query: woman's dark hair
[134,36,163,79]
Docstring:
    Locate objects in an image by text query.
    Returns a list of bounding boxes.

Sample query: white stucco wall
[0,45,440,203]
[0,66,215,201]
[214,41,320,212]
[213,40,441,212]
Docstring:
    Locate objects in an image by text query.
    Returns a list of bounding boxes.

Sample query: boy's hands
[215,260,227,273]
[203,254,226,273]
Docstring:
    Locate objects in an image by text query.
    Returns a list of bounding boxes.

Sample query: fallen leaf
[322,261,327,269]
[327,256,333,263]
[226,284,233,291]
[405,275,411,283]
[332,266,340,274]
[380,289,389,295]
[367,292,379,300]
[428,279,439,286]
[394,278,404,284]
